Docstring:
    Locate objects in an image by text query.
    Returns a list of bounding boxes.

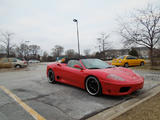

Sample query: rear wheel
[140,62,144,66]
[124,63,128,68]
[15,64,21,68]
[85,76,102,96]
[48,69,56,84]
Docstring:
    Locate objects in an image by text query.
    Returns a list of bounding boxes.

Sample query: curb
[87,85,160,120]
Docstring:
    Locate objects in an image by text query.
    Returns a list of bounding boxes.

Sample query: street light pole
[73,19,80,58]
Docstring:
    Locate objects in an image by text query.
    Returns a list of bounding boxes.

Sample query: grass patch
[113,92,160,120]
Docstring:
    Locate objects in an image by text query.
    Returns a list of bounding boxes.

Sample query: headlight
[106,74,125,81]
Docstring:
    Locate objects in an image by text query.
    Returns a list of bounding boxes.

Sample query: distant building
[105,49,129,59]
[104,47,149,59]
[134,47,149,58]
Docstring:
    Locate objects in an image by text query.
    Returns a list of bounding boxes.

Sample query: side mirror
[74,64,83,70]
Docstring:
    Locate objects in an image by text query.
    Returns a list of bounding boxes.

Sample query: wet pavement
[0,63,160,120]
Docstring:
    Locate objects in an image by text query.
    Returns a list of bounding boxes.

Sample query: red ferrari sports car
[47,58,144,96]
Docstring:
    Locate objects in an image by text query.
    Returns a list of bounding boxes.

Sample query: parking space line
[0,85,46,120]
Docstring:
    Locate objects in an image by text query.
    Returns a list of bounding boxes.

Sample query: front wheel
[15,64,21,68]
[124,63,128,68]
[48,69,56,84]
[85,76,102,96]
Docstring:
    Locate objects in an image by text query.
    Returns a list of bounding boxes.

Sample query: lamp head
[73,19,78,22]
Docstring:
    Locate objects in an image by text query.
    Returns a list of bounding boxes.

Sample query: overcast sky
[0,0,160,55]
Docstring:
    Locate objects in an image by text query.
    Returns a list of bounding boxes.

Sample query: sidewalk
[87,85,160,120]
[113,92,160,120]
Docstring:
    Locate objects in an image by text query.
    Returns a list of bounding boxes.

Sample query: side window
[126,56,132,59]
[67,60,82,69]
[9,58,17,62]
[132,56,137,59]
[126,56,137,59]
[67,60,74,67]
[1,58,8,63]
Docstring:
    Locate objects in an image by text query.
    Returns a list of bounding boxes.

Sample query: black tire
[85,76,102,96]
[140,62,144,66]
[15,64,21,68]
[48,69,56,84]
[124,63,128,68]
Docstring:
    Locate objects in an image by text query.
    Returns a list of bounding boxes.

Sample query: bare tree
[29,45,40,56]
[0,31,15,57]
[0,45,5,53]
[42,51,48,62]
[84,49,91,56]
[65,49,75,58]
[97,33,110,59]
[51,45,64,57]
[97,33,110,52]
[16,43,29,59]
[119,5,160,65]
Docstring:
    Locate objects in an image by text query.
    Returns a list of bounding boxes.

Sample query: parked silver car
[0,58,28,68]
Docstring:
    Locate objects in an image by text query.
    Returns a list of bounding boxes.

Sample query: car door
[62,60,85,88]
[128,56,139,66]
[126,56,134,66]
[0,59,3,68]
[131,56,139,65]
[8,58,17,67]
[0,58,12,68]
[53,62,64,82]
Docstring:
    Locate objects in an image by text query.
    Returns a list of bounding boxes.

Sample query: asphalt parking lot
[0,63,160,120]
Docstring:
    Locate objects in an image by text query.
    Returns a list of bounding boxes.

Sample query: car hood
[88,67,143,83]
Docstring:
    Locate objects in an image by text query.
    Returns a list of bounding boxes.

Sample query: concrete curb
[87,85,160,120]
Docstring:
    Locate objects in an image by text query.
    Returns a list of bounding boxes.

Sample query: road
[0,63,160,120]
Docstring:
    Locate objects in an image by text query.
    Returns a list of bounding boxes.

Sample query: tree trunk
[149,47,154,66]
[103,51,105,60]
[7,46,9,57]
[7,38,10,58]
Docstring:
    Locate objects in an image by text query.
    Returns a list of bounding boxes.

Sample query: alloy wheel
[85,76,101,96]
[48,70,56,84]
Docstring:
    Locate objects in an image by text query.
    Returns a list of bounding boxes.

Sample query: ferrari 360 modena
[46,58,144,96]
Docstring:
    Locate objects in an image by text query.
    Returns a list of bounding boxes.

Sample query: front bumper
[101,81,144,96]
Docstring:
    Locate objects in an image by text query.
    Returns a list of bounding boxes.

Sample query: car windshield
[81,59,113,69]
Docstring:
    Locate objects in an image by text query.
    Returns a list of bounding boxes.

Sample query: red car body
[47,59,144,96]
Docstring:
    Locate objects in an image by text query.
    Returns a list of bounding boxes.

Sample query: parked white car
[28,59,40,63]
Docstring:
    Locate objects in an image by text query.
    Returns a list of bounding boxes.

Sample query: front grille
[120,87,130,93]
